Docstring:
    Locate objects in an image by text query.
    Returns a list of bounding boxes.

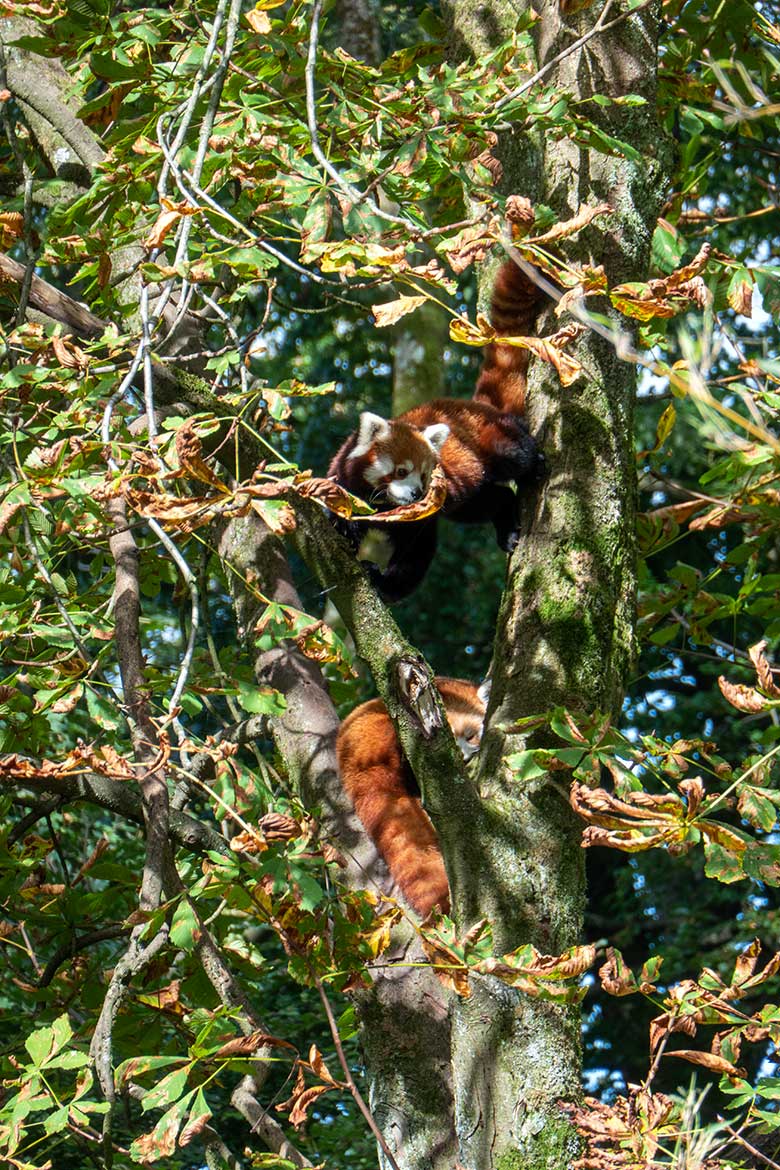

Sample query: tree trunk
[435,2,670,1167]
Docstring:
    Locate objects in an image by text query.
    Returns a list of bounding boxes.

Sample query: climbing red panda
[327,256,545,601]
[337,677,487,916]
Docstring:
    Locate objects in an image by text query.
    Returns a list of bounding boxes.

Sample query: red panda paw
[500,527,520,554]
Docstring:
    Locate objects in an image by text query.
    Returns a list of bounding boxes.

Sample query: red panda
[337,677,487,916]
[327,257,545,601]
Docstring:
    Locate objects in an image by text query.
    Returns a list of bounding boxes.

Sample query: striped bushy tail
[337,700,450,916]
[473,255,541,415]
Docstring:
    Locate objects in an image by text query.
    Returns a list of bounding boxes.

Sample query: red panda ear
[351,411,391,458]
[423,423,450,453]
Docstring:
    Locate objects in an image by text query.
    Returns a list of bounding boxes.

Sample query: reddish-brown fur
[337,678,485,916]
[328,258,544,600]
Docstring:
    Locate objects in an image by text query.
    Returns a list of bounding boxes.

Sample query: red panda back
[337,680,486,916]
[472,257,540,414]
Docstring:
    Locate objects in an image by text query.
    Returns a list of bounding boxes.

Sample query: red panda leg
[358,517,438,603]
[445,483,521,551]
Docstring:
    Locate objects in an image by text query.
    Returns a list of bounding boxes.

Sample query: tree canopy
[1,0,780,1168]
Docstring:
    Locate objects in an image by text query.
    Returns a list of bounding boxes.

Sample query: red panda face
[349,412,449,506]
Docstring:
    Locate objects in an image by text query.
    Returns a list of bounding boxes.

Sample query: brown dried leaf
[599,949,641,997]
[420,935,472,998]
[296,476,366,519]
[276,1062,337,1131]
[178,1097,213,1148]
[718,675,769,713]
[688,504,746,529]
[175,422,226,489]
[349,465,448,524]
[50,685,84,714]
[51,335,88,370]
[308,1045,341,1087]
[665,1048,742,1077]
[229,830,267,856]
[73,837,110,884]
[136,979,183,1014]
[498,330,583,387]
[505,195,536,232]
[214,1031,295,1058]
[0,211,24,249]
[678,776,705,817]
[442,220,499,273]
[749,639,780,697]
[249,497,297,534]
[728,273,755,316]
[257,812,303,842]
[246,8,271,33]
[0,496,25,535]
[143,198,200,250]
[124,488,230,531]
[642,498,711,526]
[582,825,669,852]
[666,243,712,289]
[527,202,612,245]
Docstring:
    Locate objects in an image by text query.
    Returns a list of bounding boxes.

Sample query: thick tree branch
[0,252,108,337]
[2,766,229,855]
[0,15,105,181]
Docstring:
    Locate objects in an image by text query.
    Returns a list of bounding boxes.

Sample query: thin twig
[314,975,403,1170]
[305,0,417,231]
[718,1121,780,1170]
[494,0,655,112]
[38,925,131,988]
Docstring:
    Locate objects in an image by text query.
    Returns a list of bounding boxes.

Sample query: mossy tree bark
[432,2,670,1168]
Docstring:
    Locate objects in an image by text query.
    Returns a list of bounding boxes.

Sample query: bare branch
[38,926,131,988]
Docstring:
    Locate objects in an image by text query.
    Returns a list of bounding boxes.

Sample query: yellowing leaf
[246,8,271,32]
[372,295,427,327]
[650,402,676,452]
[727,270,755,316]
[449,313,494,346]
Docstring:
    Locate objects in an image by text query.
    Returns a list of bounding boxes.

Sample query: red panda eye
[395,467,408,479]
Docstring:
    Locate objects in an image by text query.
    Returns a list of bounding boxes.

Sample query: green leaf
[141,1065,191,1113]
[506,751,548,781]
[170,900,200,952]
[25,1023,56,1068]
[85,687,122,731]
[235,681,287,715]
[703,840,745,884]
[43,1105,70,1135]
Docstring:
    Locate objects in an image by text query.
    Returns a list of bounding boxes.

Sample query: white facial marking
[456,734,481,760]
[362,452,393,486]
[387,470,425,504]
